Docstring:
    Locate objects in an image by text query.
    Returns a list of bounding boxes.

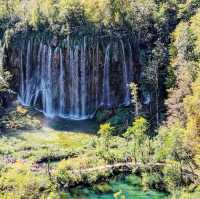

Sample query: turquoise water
[66,176,168,199]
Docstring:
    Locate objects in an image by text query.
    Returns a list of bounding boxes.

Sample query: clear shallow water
[65,177,168,199]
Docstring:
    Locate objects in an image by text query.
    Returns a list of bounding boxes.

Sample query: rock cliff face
[4,35,137,120]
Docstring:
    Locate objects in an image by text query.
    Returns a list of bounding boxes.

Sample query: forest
[0,0,200,198]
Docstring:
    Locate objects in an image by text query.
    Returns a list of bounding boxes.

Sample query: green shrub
[0,108,42,131]
[96,108,133,135]
[98,123,114,151]
[171,190,200,199]
[0,164,50,199]
[142,172,164,191]
[163,161,182,191]
[95,109,114,123]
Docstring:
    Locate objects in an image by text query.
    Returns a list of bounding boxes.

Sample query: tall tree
[141,41,167,127]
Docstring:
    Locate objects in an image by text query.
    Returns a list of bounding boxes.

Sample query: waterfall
[18,37,134,120]
[0,41,3,67]
[69,44,80,119]
[33,42,43,106]
[128,41,134,83]
[102,43,111,107]
[40,45,54,117]
[80,37,87,117]
[69,47,73,117]
[59,48,65,116]
[46,46,53,116]
[19,50,24,101]
[74,45,80,117]
[40,45,47,114]
[95,42,99,109]
[120,40,130,106]
[24,40,31,105]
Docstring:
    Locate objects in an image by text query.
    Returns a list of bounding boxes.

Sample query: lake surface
[63,176,168,199]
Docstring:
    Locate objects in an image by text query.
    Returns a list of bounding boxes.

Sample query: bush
[95,109,114,123]
[96,108,133,135]
[171,190,200,199]
[0,108,42,131]
[54,157,112,188]
[163,161,182,191]
[98,123,114,151]
[142,172,164,191]
[0,164,50,199]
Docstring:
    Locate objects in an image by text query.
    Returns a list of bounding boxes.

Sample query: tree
[0,40,12,111]
[0,40,11,92]
[166,18,200,126]
[141,41,167,127]
[58,0,85,29]
[154,122,186,162]
[130,82,140,117]
[84,0,110,24]
[154,122,191,187]
[123,117,149,163]
[184,74,200,168]
[98,123,114,151]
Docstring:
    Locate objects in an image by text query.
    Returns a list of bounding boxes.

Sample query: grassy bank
[0,124,155,198]
[0,123,199,198]
[0,127,97,198]
[0,108,199,198]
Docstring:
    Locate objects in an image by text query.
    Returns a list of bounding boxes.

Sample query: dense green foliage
[156,7,200,196]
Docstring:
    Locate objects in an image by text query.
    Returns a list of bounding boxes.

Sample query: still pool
[57,176,168,199]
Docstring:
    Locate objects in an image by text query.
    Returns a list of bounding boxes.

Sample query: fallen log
[71,162,166,174]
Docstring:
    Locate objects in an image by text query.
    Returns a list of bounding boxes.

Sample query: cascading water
[40,45,53,117]
[80,37,87,117]
[128,41,134,83]
[18,37,133,120]
[59,48,65,116]
[33,42,43,106]
[120,39,131,105]
[45,46,53,117]
[24,40,31,105]
[102,43,111,107]
[95,42,100,109]
[19,50,24,101]
[40,44,47,114]
[73,45,80,117]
